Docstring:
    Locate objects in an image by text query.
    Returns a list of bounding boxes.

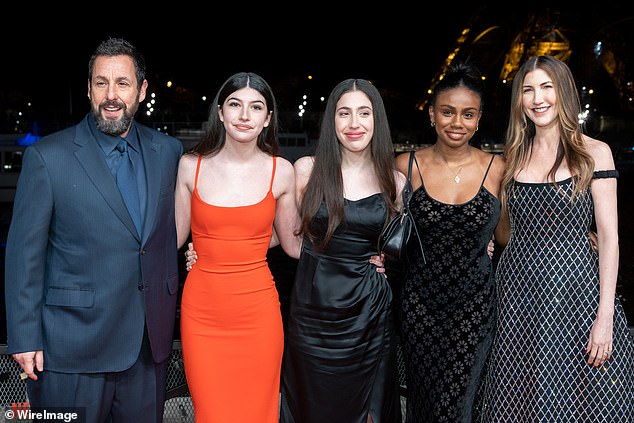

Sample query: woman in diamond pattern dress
[477,55,634,422]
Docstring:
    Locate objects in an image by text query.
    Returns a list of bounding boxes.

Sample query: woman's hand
[370,253,386,274]
[185,242,197,271]
[186,244,386,274]
[585,315,614,368]
[589,230,599,253]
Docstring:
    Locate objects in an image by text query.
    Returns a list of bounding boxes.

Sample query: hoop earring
[431,122,436,127]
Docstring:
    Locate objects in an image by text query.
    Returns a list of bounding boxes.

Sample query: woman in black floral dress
[394,62,505,422]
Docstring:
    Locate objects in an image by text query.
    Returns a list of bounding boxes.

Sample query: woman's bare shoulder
[178,152,200,173]
[584,135,615,169]
[275,155,294,173]
[395,147,430,172]
[490,152,507,174]
[293,155,315,175]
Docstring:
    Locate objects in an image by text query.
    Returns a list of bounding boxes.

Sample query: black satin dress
[279,194,402,423]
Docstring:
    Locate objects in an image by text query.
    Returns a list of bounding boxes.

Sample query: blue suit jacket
[5,114,183,372]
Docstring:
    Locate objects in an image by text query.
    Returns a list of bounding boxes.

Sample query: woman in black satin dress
[278,78,405,423]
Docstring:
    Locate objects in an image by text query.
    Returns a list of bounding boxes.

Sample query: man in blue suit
[5,37,183,422]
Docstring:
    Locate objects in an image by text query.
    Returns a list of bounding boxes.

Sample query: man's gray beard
[93,109,134,137]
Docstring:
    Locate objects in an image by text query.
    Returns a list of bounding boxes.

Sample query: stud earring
[431,122,436,127]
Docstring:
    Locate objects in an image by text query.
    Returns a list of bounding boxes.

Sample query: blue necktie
[116,140,142,233]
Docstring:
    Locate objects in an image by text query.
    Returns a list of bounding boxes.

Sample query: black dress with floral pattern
[399,156,500,423]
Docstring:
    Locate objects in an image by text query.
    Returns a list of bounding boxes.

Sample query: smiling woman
[394,61,505,423]
[174,71,301,423]
[476,54,634,423]
[278,78,405,423]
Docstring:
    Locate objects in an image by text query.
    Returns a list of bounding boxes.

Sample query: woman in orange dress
[174,72,301,422]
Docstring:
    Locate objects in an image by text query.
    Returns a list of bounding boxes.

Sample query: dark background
[1,4,633,341]
[2,5,633,142]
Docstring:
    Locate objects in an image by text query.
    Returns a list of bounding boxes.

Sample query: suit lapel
[138,126,162,244]
[73,119,141,241]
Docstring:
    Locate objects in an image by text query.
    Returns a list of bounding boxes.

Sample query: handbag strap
[404,151,426,263]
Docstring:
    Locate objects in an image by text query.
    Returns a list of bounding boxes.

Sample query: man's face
[87,55,147,137]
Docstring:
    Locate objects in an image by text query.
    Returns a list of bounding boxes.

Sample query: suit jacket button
[138,284,145,291]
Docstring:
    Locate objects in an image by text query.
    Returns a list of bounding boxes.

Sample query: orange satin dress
[181,155,283,422]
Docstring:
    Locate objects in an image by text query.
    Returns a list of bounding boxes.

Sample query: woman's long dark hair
[191,72,279,157]
[300,79,397,248]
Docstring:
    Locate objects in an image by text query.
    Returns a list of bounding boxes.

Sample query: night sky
[2,4,632,141]
[2,6,634,322]
[0,6,478,137]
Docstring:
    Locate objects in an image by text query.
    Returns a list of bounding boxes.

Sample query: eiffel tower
[417,6,634,118]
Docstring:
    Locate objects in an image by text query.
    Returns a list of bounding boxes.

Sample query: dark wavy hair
[192,72,278,157]
[89,37,146,87]
[300,78,397,248]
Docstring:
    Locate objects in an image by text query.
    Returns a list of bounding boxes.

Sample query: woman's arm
[269,227,280,248]
[491,154,510,248]
[175,154,195,249]
[494,206,510,247]
[585,138,619,367]
[272,157,302,259]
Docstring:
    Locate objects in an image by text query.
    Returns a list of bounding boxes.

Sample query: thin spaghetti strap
[411,151,423,186]
[194,155,203,192]
[269,156,277,193]
[481,155,495,188]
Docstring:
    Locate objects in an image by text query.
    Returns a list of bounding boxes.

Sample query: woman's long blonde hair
[501,55,594,207]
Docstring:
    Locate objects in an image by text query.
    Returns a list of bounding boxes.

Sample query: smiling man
[4,37,183,423]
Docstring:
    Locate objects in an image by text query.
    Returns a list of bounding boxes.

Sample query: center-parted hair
[502,55,594,206]
[300,78,397,248]
[193,72,279,157]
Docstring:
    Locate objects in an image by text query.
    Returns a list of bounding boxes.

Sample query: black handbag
[377,151,425,264]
